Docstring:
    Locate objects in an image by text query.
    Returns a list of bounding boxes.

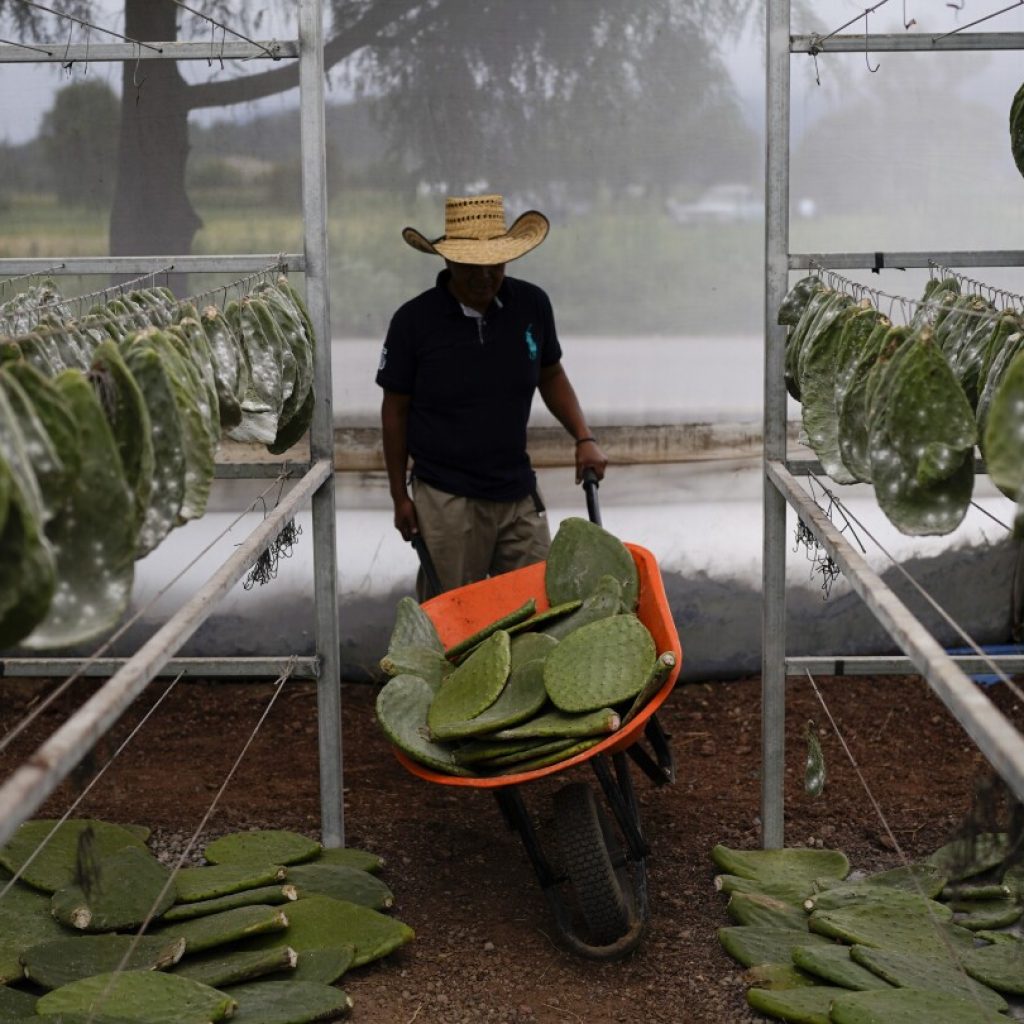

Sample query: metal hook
[864,9,880,72]
[903,0,916,27]
[811,50,822,87]
[947,0,964,10]
[61,18,73,74]
[218,25,226,70]
[132,43,146,97]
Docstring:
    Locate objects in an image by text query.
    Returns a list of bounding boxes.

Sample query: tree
[39,78,119,206]
[2,1,757,261]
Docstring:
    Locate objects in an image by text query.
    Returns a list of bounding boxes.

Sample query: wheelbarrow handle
[410,533,443,600]
[582,467,602,526]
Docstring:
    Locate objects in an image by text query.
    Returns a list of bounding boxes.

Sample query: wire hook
[903,0,916,27]
[864,9,880,72]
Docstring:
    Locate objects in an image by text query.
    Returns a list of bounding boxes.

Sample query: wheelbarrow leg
[625,713,675,786]
[492,786,558,889]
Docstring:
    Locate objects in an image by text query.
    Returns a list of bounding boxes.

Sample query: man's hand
[393,495,419,542]
[575,438,608,484]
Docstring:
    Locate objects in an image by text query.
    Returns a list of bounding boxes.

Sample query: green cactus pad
[621,651,677,727]
[491,706,620,741]
[830,987,1006,1024]
[427,630,511,738]
[384,595,444,654]
[860,862,947,898]
[239,895,414,968]
[726,891,809,930]
[927,833,1010,883]
[219,980,352,1024]
[477,738,579,769]
[444,598,536,662]
[710,845,849,887]
[497,738,601,773]
[714,874,813,907]
[790,944,893,991]
[743,963,818,990]
[0,818,148,893]
[941,883,1011,901]
[0,881,67,982]
[36,971,237,1024]
[21,934,186,991]
[202,830,321,868]
[50,846,174,931]
[290,946,356,985]
[963,939,1024,994]
[545,517,639,610]
[808,904,976,956]
[542,575,623,641]
[375,674,473,776]
[508,631,558,668]
[162,885,296,922]
[453,735,559,766]
[803,886,952,919]
[949,898,1022,930]
[543,615,655,713]
[315,847,384,874]
[849,945,1007,1013]
[285,863,394,911]
[747,985,849,1024]
[174,863,287,903]
[158,904,289,954]
[378,645,450,690]
[426,658,549,742]
[0,984,37,1018]
[718,926,832,968]
[173,946,297,988]
[507,600,582,636]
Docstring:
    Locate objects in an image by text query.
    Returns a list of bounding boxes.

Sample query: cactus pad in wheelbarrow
[545,517,639,611]
[427,629,511,739]
[543,614,655,713]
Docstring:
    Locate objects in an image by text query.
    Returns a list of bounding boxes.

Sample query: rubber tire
[553,782,631,945]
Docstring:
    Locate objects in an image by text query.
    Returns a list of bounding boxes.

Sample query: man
[376,193,607,600]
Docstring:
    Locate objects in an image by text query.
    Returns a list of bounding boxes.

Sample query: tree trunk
[108,0,201,288]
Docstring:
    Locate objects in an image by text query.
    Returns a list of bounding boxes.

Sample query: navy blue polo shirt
[376,269,563,501]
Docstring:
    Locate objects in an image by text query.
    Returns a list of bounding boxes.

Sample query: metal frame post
[298,0,344,847]
[761,0,791,849]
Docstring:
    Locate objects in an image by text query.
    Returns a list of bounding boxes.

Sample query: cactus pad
[497,738,601,773]
[948,898,1022,931]
[830,987,1007,1023]
[726,891,809,930]
[545,517,639,610]
[710,845,849,887]
[804,886,951,920]
[375,674,473,776]
[444,598,536,662]
[508,631,558,668]
[849,945,1007,1012]
[427,630,511,738]
[285,863,394,911]
[202,830,321,868]
[220,980,352,1023]
[790,943,893,991]
[21,934,186,990]
[542,575,623,641]
[36,971,237,1024]
[507,600,582,636]
[162,885,296,922]
[289,946,356,985]
[0,818,148,893]
[492,706,620,741]
[963,939,1024,994]
[718,925,832,968]
[174,863,287,903]
[808,904,976,956]
[621,651,677,726]
[173,946,297,988]
[543,615,655,713]
[0,984,37,1017]
[743,963,818,990]
[239,894,414,968]
[859,862,947,898]
[927,833,1010,883]
[159,904,289,954]
[0,882,70,982]
[50,846,174,931]
[315,847,384,874]
[715,874,813,907]
[384,595,443,653]
[747,985,849,1024]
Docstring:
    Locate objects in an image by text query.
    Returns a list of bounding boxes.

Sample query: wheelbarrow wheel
[553,782,631,945]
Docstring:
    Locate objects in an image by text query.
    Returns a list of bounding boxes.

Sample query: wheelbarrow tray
[391,541,681,789]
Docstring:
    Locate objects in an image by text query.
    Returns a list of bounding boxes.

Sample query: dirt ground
[1,671,1021,1024]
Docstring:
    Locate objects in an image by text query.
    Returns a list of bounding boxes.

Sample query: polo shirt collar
[435,269,508,317]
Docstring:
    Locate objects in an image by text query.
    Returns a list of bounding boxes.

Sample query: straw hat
[402,194,549,265]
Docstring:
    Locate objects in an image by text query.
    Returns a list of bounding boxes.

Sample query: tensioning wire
[933,0,1024,40]
[183,260,287,310]
[807,469,1024,705]
[928,259,1024,311]
[0,264,65,291]
[802,668,992,1018]
[164,0,280,60]
[0,672,186,904]
[0,470,293,758]
[18,1,162,51]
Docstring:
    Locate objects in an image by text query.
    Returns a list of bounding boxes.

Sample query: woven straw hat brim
[402,210,549,265]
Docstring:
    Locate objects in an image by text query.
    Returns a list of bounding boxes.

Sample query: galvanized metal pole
[298,0,344,848]
[0,462,331,848]
[761,0,791,849]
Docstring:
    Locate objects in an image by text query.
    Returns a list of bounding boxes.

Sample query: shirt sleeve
[537,286,563,367]
[375,306,416,394]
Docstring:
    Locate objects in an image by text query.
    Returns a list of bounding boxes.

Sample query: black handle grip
[582,467,602,526]
[410,533,443,600]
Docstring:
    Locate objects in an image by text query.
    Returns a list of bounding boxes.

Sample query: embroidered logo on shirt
[524,325,537,361]
[378,345,388,372]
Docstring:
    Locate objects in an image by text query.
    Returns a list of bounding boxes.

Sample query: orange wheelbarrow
[397,474,682,959]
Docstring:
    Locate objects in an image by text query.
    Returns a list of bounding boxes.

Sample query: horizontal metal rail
[214,462,312,480]
[789,655,1024,677]
[790,251,1024,271]
[768,459,1024,804]
[0,458,331,847]
[0,39,298,62]
[792,32,1024,53]
[0,255,305,276]
[0,657,318,680]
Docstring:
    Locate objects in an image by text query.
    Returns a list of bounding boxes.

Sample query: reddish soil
[1,672,1020,1023]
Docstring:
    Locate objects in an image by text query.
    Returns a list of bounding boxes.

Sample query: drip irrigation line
[0,472,290,758]
[807,470,1024,705]
[933,0,1024,39]
[165,0,280,60]
[103,666,293,1010]
[19,1,163,52]
[0,672,185,904]
[803,669,990,1015]
[0,37,54,55]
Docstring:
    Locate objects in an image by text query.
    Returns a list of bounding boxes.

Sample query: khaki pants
[412,479,551,602]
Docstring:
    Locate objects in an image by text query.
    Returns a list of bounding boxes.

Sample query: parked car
[666,184,762,225]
